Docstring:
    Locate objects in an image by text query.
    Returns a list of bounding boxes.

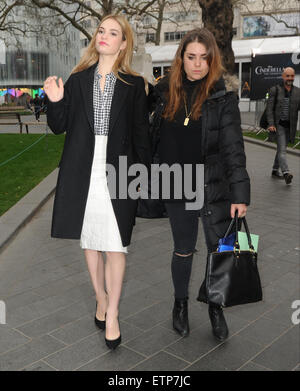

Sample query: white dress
[80,135,127,253]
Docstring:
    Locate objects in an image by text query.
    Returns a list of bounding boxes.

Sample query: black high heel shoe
[105,318,121,350]
[95,301,106,331]
[105,334,122,350]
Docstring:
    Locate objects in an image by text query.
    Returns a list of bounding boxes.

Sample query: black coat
[46,63,151,247]
[151,76,250,242]
[266,83,300,143]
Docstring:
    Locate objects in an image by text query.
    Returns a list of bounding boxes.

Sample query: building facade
[0,6,81,105]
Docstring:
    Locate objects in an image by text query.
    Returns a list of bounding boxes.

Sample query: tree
[197,0,236,74]
[140,0,198,46]
[0,0,159,44]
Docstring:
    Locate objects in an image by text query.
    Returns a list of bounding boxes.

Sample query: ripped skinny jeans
[164,202,219,300]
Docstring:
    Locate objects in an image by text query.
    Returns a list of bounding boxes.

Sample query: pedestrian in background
[44,14,151,350]
[267,67,300,185]
[150,28,250,341]
[31,94,42,121]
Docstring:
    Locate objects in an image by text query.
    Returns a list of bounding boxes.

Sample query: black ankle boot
[173,298,189,337]
[208,304,229,341]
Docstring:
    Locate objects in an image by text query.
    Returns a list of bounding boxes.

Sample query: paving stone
[238,361,272,371]
[123,299,172,331]
[124,325,182,357]
[77,346,145,371]
[6,294,77,328]
[22,360,57,371]
[0,326,31,355]
[185,334,263,371]
[14,301,91,338]
[165,323,223,363]
[43,333,110,371]
[130,351,188,371]
[252,326,299,371]
[236,316,289,346]
[0,335,66,371]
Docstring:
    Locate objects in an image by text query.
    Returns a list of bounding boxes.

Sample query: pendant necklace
[183,95,192,126]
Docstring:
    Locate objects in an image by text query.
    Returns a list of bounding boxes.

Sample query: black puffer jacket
[150,75,250,239]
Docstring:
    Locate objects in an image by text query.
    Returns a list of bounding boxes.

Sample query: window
[81,38,89,48]
[165,31,186,42]
[234,62,239,77]
[153,66,161,80]
[163,66,171,76]
[31,52,49,81]
[241,62,251,99]
[146,33,155,43]
[143,16,155,26]
[13,51,28,80]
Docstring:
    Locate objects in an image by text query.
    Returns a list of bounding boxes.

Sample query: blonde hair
[71,14,140,83]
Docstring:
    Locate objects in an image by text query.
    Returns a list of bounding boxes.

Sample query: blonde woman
[44,15,151,350]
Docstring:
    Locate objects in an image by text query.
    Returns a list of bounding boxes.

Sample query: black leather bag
[197,213,263,307]
[136,96,167,219]
[259,109,268,129]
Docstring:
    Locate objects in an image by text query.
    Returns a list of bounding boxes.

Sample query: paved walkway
[0,140,299,371]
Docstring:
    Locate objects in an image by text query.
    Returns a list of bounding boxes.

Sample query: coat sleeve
[266,85,277,127]
[46,75,73,135]
[132,77,152,169]
[218,93,251,205]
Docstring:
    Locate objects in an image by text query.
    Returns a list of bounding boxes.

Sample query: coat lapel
[109,74,131,135]
[79,62,97,134]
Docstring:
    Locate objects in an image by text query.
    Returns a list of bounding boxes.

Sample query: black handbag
[136,94,167,219]
[197,212,263,307]
[259,109,268,129]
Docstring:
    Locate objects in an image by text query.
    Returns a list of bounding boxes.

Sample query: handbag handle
[223,211,255,251]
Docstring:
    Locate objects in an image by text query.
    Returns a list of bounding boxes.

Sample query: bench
[0,111,47,133]
[22,119,47,134]
[0,106,25,111]
[0,112,24,133]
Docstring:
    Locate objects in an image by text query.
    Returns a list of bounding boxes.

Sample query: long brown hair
[163,28,224,121]
[71,14,140,83]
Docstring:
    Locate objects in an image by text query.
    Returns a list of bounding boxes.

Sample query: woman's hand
[231,203,247,218]
[43,76,64,103]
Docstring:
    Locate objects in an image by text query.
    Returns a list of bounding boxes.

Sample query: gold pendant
[184,117,189,126]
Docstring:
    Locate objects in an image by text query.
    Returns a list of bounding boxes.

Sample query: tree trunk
[102,0,114,16]
[155,1,164,45]
[198,0,235,74]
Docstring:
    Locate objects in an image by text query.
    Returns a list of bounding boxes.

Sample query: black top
[158,74,205,166]
[157,74,205,202]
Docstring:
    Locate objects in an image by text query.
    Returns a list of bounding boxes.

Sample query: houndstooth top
[93,66,117,135]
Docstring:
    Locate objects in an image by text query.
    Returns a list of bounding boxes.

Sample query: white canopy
[145,36,300,63]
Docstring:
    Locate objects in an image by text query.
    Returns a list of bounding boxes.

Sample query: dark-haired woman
[151,28,250,341]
